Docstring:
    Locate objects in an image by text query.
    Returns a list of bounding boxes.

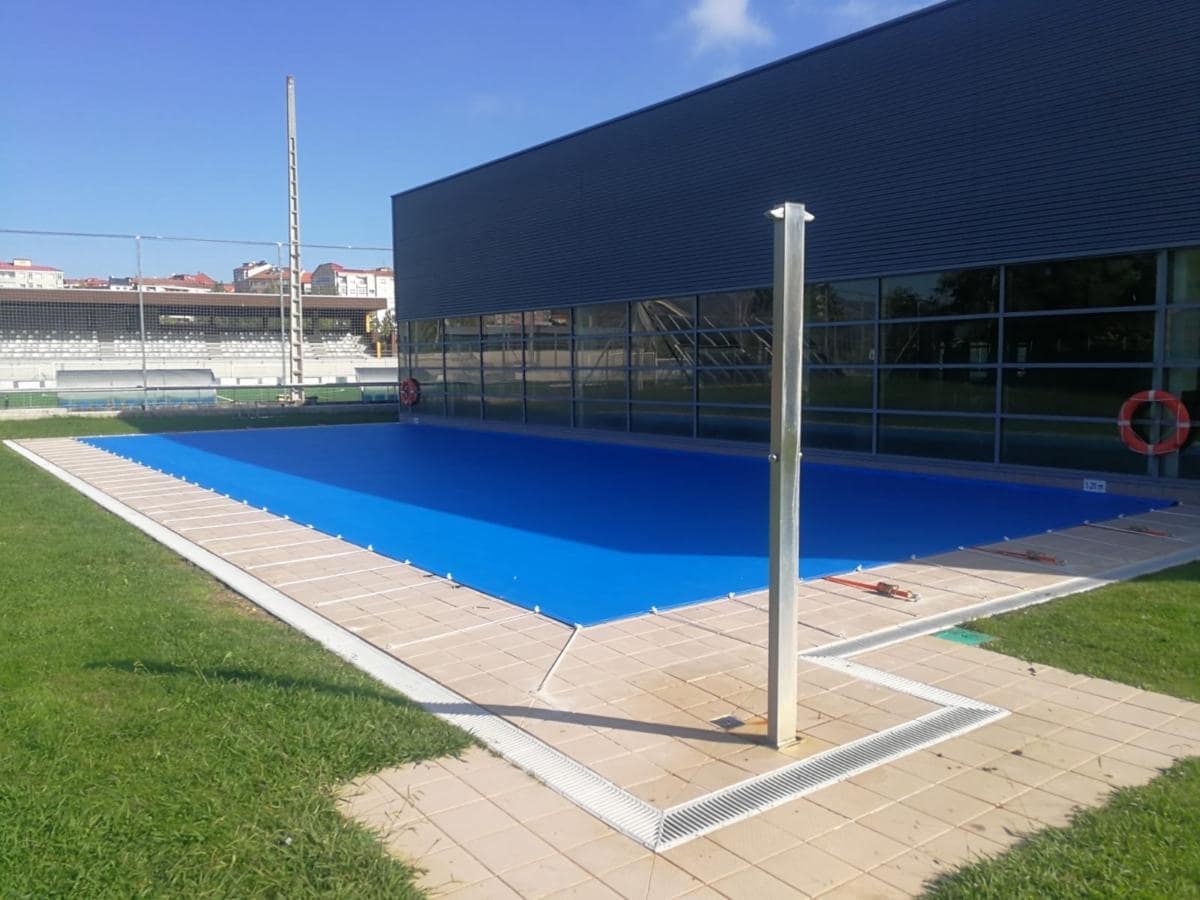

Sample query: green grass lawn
[0,432,471,895]
[924,563,1200,898]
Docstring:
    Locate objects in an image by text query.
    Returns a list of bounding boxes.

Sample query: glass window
[699,290,772,328]
[882,320,997,365]
[802,412,873,452]
[631,403,693,437]
[632,333,693,364]
[1002,366,1154,418]
[411,318,443,342]
[445,376,481,419]
[575,337,627,369]
[806,279,876,323]
[698,368,769,405]
[804,368,873,408]
[806,324,873,365]
[525,369,571,398]
[878,414,994,462]
[633,296,694,332]
[1001,419,1148,474]
[482,368,522,397]
[1167,311,1200,362]
[631,367,691,403]
[526,399,570,426]
[1004,312,1155,364]
[525,308,571,367]
[698,406,770,443]
[696,329,771,367]
[574,301,628,334]
[1169,247,1200,303]
[1006,253,1156,311]
[484,395,522,422]
[575,367,627,400]
[575,401,627,432]
[481,312,523,366]
[879,368,995,413]
[443,316,479,340]
[444,343,480,368]
[882,268,998,318]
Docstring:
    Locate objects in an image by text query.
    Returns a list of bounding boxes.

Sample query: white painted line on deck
[225,537,338,557]
[177,518,278,533]
[244,549,369,570]
[315,579,437,608]
[199,526,302,545]
[162,509,266,525]
[274,563,409,587]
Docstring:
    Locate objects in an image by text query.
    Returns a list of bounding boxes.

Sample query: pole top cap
[766,204,815,222]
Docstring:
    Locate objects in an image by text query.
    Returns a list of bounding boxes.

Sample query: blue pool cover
[85,423,1165,626]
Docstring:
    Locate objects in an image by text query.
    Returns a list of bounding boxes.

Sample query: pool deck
[12,434,1200,898]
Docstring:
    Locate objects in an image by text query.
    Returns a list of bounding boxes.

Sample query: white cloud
[684,0,772,53]
[822,0,930,29]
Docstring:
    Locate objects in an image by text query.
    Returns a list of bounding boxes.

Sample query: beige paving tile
[383,817,454,860]
[541,878,623,899]
[490,783,575,820]
[599,855,704,899]
[759,797,850,841]
[564,834,652,878]
[1000,787,1082,828]
[443,877,524,899]
[708,865,797,900]
[847,764,931,802]
[808,780,892,819]
[959,806,1041,846]
[857,802,952,847]
[406,776,486,815]
[525,807,615,851]
[918,826,1006,869]
[428,799,521,845]
[903,784,997,827]
[416,844,493,893]
[757,843,862,896]
[869,848,951,895]
[707,818,804,864]
[811,821,908,871]
[662,836,748,884]
[500,854,593,900]
[467,826,558,874]
[819,873,909,899]
[1071,755,1159,789]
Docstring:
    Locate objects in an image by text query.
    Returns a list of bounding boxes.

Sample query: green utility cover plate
[935,627,994,646]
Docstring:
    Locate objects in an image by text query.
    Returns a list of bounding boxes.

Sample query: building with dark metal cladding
[391,0,1200,484]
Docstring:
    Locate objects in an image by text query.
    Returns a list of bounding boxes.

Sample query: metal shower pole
[766,202,813,750]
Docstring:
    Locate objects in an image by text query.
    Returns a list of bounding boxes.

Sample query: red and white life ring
[1117,390,1190,455]
[399,377,422,408]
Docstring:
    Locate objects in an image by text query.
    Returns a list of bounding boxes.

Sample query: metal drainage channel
[23,436,1145,852]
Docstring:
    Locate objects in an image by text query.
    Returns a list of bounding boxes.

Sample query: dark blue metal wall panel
[392,0,1200,320]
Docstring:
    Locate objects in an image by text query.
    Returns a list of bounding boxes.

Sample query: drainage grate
[656,705,1004,849]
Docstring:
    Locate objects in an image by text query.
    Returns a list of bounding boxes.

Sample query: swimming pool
[85,422,1164,625]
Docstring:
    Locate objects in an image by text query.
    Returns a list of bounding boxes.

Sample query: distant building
[312,263,394,307]
[232,260,311,294]
[0,259,64,290]
[64,276,110,290]
[108,272,219,293]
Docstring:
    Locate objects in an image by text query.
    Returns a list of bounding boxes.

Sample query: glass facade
[399,247,1200,480]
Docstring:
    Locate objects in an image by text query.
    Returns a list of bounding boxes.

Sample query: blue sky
[2,0,930,278]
